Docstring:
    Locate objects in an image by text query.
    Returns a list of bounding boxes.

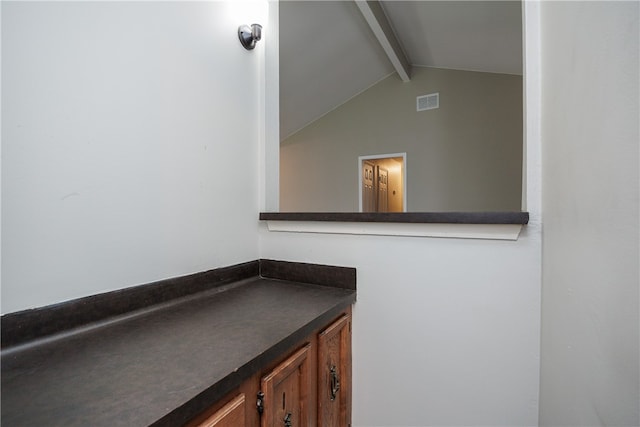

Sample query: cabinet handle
[284,412,292,427]
[256,391,264,415]
[330,365,340,401]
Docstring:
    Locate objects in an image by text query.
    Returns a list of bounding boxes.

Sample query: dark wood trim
[1,261,259,348]
[259,211,529,225]
[260,259,356,291]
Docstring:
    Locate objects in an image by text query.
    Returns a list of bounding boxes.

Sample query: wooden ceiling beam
[355,0,412,82]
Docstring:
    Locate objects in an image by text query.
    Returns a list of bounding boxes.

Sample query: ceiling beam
[355,0,412,82]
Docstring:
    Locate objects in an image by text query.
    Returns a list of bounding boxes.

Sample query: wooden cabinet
[195,394,246,427]
[260,344,312,427]
[188,308,352,427]
[317,314,352,427]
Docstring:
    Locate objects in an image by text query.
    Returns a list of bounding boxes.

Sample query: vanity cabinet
[187,308,352,427]
[2,260,356,427]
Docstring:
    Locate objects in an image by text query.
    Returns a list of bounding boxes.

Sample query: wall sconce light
[238,24,262,50]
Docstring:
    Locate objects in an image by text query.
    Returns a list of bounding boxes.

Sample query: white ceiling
[279,0,523,139]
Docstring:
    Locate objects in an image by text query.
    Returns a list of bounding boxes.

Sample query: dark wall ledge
[260,212,529,225]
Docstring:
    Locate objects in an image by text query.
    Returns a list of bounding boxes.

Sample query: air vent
[417,93,439,111]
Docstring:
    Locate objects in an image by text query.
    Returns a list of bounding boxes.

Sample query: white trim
[265,221,523,241]
[263,0,280,212]
[522,0,542,223]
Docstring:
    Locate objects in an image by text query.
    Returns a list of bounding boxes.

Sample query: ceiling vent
[417,93,439,111]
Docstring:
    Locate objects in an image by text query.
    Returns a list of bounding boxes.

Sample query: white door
[377,167,388,212]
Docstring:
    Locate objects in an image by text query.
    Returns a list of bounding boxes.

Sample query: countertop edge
[259,211,530,225]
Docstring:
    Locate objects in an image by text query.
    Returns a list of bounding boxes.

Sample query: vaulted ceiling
[280,1,522,139]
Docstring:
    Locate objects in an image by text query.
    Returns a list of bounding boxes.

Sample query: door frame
[358,152,407,212]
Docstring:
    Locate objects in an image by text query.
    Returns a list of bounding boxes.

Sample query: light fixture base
[238,24,262,50]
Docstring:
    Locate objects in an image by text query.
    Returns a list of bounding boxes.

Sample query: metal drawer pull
[284,412,292,427]
[257,391,264,414]
[330,365,340,401]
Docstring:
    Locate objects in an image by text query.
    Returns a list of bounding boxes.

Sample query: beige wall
[280,66,522,212]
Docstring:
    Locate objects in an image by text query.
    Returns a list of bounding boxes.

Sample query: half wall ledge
[259,212,529,241]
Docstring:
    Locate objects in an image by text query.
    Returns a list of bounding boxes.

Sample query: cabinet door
[194,393,245,427]
[318,314,352,427]
[260,344,312,427]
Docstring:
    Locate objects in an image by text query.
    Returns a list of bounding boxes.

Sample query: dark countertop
[1,276,356,426]
[260,211,529,224]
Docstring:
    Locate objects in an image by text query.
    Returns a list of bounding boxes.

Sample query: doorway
[358,153,406,212]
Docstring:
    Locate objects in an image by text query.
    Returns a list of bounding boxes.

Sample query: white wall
[1,1,266,314]
[539,2,640,425]
[260,2,542,426]
[259,227,541,426]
